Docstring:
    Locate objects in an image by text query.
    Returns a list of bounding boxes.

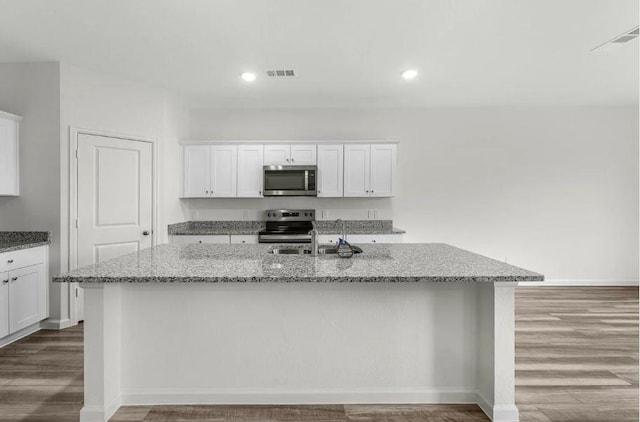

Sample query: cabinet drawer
[318,234,341,244]
[0,246,47,273]
[230,235,259,244]
[346,234,404,244]
[170,235,230,244]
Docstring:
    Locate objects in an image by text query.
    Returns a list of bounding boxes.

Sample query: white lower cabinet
[346,234,404,244]
[9,264,46,333]
[230,235,259,244]
[0,246,49,341]
[0,272,8,338]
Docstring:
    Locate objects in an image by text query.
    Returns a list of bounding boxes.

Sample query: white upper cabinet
[370,144,397,197]
[182,145,237,197]
[264,144,291,165]
[183,145,210,197]
[344,144,371,197]
[237,144,264,197]
[0,111,21,196]
[317,144,343,197]
[344,143,396,197]
[264,144,317,165]
[182,142,395,199]
[210,145,237,197]
[290,144,317,165]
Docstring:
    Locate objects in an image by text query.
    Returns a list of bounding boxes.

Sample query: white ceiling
[0,0,637,108]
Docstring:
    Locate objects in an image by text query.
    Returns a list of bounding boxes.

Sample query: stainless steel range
[258,209,315,243]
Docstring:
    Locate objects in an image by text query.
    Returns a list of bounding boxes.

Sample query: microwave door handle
[304,170,309,191]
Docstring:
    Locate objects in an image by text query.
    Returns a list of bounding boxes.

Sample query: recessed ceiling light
[401,69,418,80]
[241,72,256,82]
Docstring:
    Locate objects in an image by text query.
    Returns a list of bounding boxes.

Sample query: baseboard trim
[0,323,41,349]
[475,392,519,422]
[522,279,638,287]
[121,389,478,406]
[41,318,74,330]
[79,396,121,422]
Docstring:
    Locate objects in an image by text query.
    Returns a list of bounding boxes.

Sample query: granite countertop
[0,231,51,253]
[54,243,543,284]
[168,220,406,236]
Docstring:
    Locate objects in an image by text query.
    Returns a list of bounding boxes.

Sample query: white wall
[0,62,62,317]
[56,63,187,324]
[189,107,639,282]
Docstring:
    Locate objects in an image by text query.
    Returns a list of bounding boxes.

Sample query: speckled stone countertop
[54,243,543,284]
[168,220,405,235]
[0,231,51,253]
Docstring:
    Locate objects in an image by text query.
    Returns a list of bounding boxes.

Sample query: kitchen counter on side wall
[0,231,51,253]
[168,220,406,236]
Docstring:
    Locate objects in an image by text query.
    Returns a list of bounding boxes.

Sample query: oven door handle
[304,170,309,191]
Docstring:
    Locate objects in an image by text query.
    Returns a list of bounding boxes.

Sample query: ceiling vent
[265,69,295,77]
[591,26,639,51]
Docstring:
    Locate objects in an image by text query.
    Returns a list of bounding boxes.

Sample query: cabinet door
[0,272,8,338]
[290,144,317,165]
[210,145,238,197]
[317,144,343,197]
[370,144,397,197]
[182,145,210,197]
[0,116,19,196]
[9,263,45,333]
[264,144,291,165]
[237,145,264,197]
[343,144,370,197]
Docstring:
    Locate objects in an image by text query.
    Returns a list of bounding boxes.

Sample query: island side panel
[80,284,123,422]
[118,282,481,405]
[476,282,519,422]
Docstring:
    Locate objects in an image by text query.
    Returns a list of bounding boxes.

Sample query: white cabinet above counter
[180,141,397,199]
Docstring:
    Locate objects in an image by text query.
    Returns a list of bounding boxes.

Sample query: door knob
[142,231,150,236]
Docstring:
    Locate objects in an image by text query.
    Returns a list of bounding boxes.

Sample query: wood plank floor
[0,287,636,422]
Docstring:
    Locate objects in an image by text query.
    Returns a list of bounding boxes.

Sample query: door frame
[68,127,159,325]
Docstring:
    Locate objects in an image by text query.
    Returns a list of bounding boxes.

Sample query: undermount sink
[269,246,339,255]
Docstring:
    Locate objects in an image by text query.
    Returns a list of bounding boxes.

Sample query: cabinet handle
[259,191,261,195]
[2,279,8,284]
[372,240,377,243]
[291,158,295,163]
[11,277,17,281]
[7,259,14,264]
[286,158,290,163]
[242,241,246,244]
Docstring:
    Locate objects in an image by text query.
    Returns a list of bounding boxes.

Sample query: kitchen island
[55,243,543,422]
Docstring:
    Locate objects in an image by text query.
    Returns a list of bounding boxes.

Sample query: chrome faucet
[308,221,319,256]
[335,219,347,242]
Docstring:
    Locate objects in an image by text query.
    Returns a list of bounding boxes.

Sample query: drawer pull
[11,277,17,281]
[2,279,7,284]
[7,259,14,264]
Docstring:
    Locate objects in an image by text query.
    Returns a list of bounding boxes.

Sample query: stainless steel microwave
[263,165,317,196]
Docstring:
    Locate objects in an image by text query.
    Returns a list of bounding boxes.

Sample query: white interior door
[76,134,154,321]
